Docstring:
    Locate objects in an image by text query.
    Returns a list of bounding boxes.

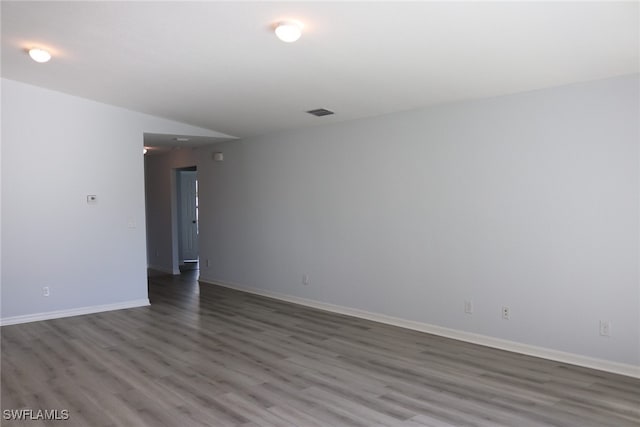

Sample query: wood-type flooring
[1,271,638,426]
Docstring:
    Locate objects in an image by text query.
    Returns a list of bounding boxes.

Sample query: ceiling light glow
[29,48,51,63]
[143,147,148,154]
[275,21,303,43]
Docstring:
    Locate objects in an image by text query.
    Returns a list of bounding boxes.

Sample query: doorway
[176,167,198,271]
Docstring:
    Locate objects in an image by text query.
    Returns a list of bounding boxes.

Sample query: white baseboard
[199,278,640,379]
[147,265,178,275]
[0,299,151,326]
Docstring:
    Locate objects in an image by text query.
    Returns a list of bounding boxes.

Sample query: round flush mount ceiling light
[275,21,303,43]
[28,48,51,63]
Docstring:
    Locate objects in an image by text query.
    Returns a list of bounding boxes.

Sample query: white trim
[0,299,150,326]
[200,278,640,379]
[147,265,179,275]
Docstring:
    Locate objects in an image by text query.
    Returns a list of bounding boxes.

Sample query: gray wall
[144,149,198,273]
[197,75,639,365]
[1,78,226,320]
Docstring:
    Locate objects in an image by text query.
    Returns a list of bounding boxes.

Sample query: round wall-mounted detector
[29,48,51,63]
[275,21,303,43]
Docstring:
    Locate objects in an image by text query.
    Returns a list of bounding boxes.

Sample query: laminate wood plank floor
[2,271,639,426]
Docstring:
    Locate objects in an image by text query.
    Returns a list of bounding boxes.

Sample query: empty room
[1,1,639,426]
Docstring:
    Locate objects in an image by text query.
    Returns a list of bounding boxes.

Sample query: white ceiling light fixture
[275,21,303,43]
[28,48,51,63]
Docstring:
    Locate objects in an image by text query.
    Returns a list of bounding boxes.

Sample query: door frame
[170,166,198,274]
[177,169,198,262]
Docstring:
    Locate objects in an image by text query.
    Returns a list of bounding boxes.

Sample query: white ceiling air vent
[306,108,334,117]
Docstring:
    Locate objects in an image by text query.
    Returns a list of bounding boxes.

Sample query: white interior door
[179,171,198,262]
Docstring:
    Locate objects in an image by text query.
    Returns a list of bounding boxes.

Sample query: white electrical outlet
[42,286,50,297]
[302,274,310,286]
[502,306,510,320]
[599,320,611,337]
[464,300,473,314]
